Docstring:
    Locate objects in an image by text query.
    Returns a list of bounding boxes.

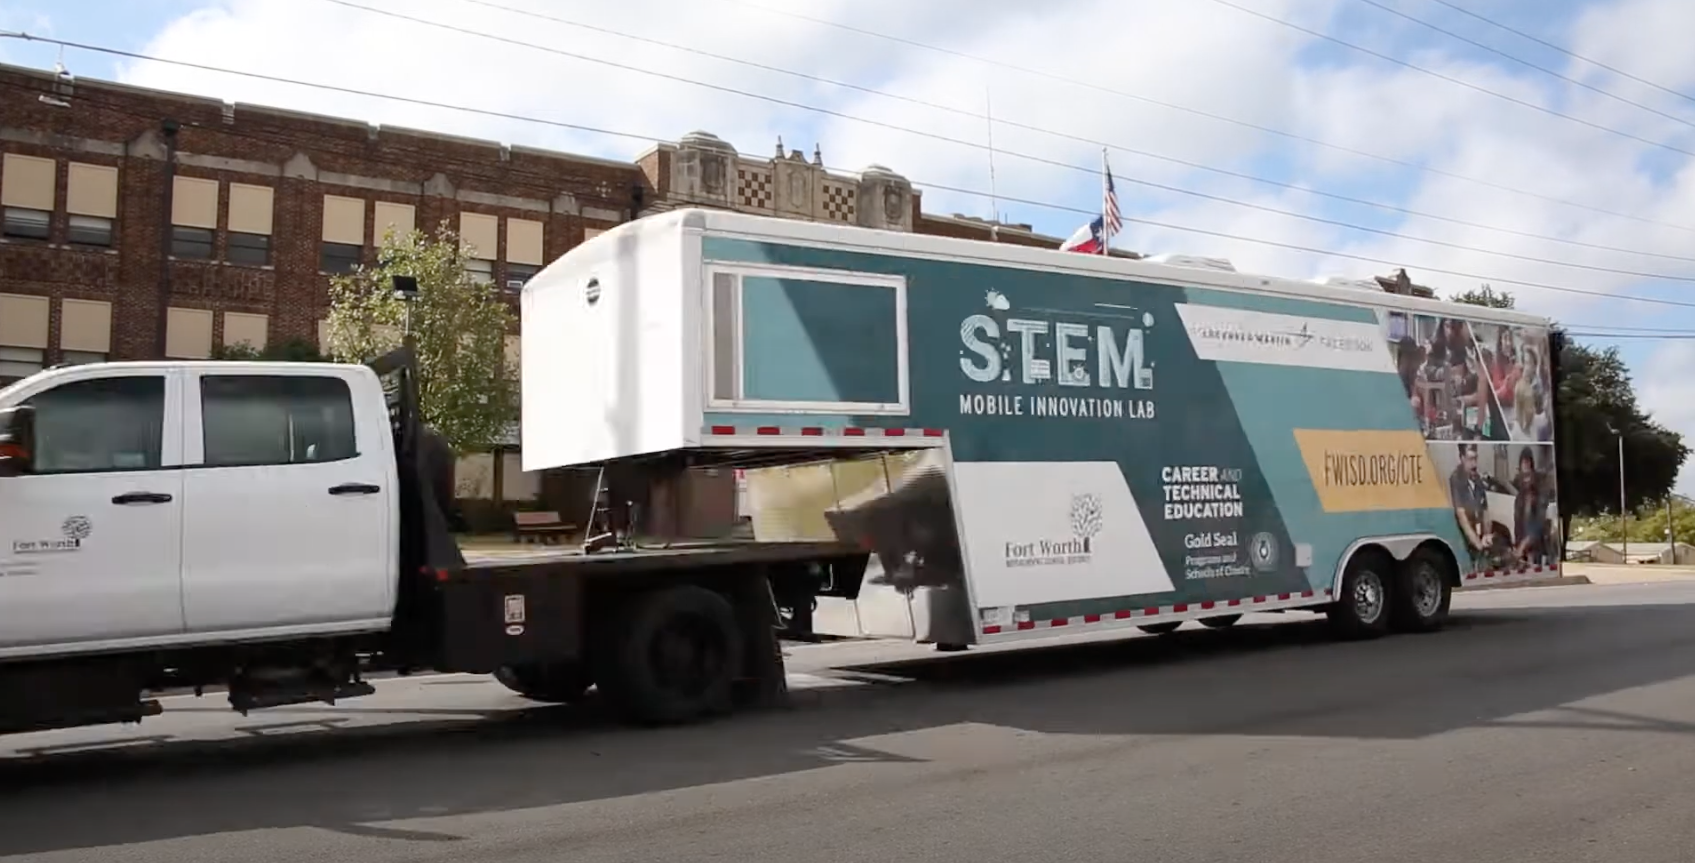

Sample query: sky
[5,0,1695,489]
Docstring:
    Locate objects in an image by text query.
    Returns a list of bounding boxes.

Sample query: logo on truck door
[10,515,93,555]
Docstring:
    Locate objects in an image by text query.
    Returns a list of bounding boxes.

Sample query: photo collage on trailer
[1386,311,1558,574]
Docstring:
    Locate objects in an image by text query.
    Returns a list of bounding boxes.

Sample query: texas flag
[1059,216,1106,254]
[1060,151,1122,255]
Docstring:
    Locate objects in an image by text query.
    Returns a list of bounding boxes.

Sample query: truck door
[0,372,186,652]
[178,369,394,635]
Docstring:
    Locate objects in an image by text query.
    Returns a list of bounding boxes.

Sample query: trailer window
[199,375,357,467]
[706,265,908,415]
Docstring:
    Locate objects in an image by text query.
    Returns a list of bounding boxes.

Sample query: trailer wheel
[1199,614,1242,629]
[493,662,593,703]
[595,585,744,725]
[1389,548,1453,634]
[1137,621,1183,635]
[1327,552,1392,639]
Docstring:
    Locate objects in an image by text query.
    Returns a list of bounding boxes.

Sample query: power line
[0,78,635,211]
[443,0,1695,268]
[913,179,1695,310]
[0,31,656,146]
[1565,331,1695,340]
[1347,0,1695,132]
[289,1,1695,284]
[702,0,1695,236]
[8,37,1695,311]
[1422,0,1695,110]
[1206,0,1695,160]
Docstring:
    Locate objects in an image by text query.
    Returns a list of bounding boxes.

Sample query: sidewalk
[1563,562,1695,585]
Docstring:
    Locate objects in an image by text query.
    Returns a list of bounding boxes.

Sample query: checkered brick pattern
[821,182,856,223]
[738,167,773,212]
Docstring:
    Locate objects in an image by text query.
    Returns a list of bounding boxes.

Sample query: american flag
[1059,150,1122,255]
[1100,152,1122,246]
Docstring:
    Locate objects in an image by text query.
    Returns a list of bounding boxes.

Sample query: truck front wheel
[595,585,745,725]
[494,662,593,703]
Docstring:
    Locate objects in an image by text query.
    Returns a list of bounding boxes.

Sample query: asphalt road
[4,579,1695,862]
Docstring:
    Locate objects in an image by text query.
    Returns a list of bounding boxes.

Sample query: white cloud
[105,0,1695,479]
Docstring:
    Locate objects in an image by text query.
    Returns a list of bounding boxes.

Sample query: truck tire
[1389,548,1453,634]
[595,585,745,725]
[494,662,593,703]
[1327,552,1392,639]
[1137,621,1183,635]
[1199,614,1242,629]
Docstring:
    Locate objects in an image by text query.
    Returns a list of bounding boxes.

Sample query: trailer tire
[1389,548,1453,634]
[493,662,593,703]
[1199,614,1242,629]
[1327,552,1392,639]
[1137,621,1183,635]
[595,585,744,726]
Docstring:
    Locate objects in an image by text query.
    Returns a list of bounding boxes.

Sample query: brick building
[0,62,1108,526]
[0,65,1094,384]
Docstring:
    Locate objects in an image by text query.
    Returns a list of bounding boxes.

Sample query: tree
[1451,287,1689,540]
[1552,343,1686,520]
[209,336,325,362]
[322,223,517,454]
[1449,283,1515,309]
[1571,496,1695,544]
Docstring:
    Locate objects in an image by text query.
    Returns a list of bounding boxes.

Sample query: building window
[59,350,108,366]
[505,263,538,292]
[466,258,494,285]
[228,231,271,266]
[2,207,49,240]
[67,215,113,247]
[0,346,44,385]
[321,242,362,274]
[171,226,214,259]
[67,162,119,244]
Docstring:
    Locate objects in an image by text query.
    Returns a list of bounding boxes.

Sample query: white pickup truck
[0,347,866,734]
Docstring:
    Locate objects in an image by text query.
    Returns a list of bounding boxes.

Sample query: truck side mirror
[0,405,36,477]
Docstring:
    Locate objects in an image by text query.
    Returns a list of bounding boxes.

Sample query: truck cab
[0,361,400,662]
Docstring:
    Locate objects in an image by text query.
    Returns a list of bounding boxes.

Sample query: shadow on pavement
[2,599,1694,855]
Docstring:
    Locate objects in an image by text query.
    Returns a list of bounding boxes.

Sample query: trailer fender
[1326,534,1462,599]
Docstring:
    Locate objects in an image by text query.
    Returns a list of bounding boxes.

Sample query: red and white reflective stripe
[1463,563,1559,582]
[980,589,1332,636]
[703,425,946,438]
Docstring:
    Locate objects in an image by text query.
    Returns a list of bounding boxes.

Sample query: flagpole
[986,85,1000,226]
[1100,147,1109,256]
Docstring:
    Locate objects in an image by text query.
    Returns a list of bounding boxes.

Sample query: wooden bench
[512,511,575,545]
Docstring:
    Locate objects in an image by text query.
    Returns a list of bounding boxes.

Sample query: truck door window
[200,375,357,467]
[25,376,166,473]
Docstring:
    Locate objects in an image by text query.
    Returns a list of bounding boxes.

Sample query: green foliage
[1449,283,1516,309]
[209,336,325,362]
[323,222,518,454]
[1570,497,1695,543]
[1553,342,1687,518]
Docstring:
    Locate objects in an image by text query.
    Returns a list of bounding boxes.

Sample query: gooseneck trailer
[0,207,1561,735]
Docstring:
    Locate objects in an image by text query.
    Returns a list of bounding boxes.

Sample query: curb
[1459,575,1592,592]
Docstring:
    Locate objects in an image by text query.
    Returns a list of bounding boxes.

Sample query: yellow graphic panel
[1292,429,1452,513]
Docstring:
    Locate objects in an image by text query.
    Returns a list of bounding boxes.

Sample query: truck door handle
[329,482,381,496]
[112,491,173,505]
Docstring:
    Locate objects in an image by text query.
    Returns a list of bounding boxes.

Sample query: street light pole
[1618,431,1628,561]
